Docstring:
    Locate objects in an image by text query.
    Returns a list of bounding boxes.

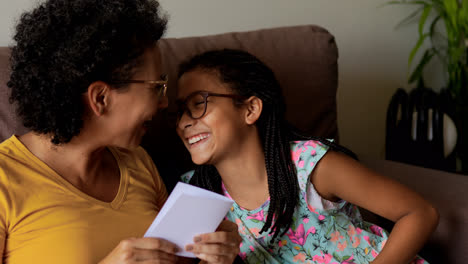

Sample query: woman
[1,0,240,263]
[175,49,438,263]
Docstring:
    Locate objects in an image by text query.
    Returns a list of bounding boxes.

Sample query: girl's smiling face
[176,69,251,165]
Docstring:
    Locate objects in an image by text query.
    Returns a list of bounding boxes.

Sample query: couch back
[0,25,339,190]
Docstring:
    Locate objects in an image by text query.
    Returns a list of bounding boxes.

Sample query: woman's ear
[244,96,263,125]
[86,81,111,116]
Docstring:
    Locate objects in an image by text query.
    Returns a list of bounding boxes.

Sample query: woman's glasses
[110,74,168,97]
[175,91,246,122]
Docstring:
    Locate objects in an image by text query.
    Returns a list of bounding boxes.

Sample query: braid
[258,109,300,240]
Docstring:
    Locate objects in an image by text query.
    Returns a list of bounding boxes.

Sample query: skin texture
[176,68,439,264]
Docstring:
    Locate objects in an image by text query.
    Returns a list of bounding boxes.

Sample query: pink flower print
[235,219,246,235]
[356,227,362,234]
[246,210,264,222]
[286,224,315,246]
[318,215,326,221]
[342,254,356,264]
[249,245,255,252]
[380,239,387,250]
[370,225,384,236]
[352,236,361,248]
[286,224,306,245]
[309,226,316,234]
[298,160,305,168]
[347,225,356,236]
[310,149,317,156]
[304,140,317,148]
[249,227,260,237]
[312,253,337,264]
[307,204,319,215]
[330,231,343,243]
[278,240,287,247]
[239,252,247,260]
[310,161,315,167]
[363,236,370,245]
[411,259,425,264]
[303,218,309,223]
[293,253,306,262]
[337,241,347,251]
[371,249,378,258]
[291,148,303,163]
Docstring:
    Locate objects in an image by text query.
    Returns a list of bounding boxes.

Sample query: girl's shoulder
[290,139,331,171]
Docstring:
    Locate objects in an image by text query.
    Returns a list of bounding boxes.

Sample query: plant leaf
[443,0,459,29]
[409,33,430,68]
[409,49,436,83]
[419,5,433,35]
[459,0,468,32]
[395,6,425,29]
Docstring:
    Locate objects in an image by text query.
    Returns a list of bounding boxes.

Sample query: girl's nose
[177,111,193,130]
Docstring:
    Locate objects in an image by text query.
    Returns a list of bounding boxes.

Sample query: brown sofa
[1,25,467,263]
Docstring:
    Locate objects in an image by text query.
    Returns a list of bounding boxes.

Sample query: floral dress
[181,140,429,264]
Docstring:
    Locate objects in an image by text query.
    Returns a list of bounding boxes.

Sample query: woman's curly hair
[8,0,167,144]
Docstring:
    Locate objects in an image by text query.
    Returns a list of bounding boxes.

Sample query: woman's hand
[99,237,179,264]
[185,220,242,264]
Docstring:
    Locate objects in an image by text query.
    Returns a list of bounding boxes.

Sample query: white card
[144,182,234,258]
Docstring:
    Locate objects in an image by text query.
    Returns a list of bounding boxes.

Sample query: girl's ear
[86,81,111,116]
[244,96,263,125]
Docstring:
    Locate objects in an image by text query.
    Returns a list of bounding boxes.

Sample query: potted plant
[389,0,468,173]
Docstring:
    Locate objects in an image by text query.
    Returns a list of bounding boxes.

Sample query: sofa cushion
[0,47,28,141]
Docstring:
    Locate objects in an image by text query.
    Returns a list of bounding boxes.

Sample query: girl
[175,49,438,264]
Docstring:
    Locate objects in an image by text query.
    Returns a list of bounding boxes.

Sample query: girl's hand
[186,220,242,264]
[99,237,179,264]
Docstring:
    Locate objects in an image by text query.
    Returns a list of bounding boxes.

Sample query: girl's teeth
[188,134,208,144]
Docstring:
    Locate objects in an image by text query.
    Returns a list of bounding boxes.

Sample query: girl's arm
[312,151,439,264]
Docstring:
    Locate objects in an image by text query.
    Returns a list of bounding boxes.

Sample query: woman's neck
[18,131,114,188]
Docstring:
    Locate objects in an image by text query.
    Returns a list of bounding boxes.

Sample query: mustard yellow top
[0,135,167,264]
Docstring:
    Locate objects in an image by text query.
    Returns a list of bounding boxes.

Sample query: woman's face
[105,47,168,149]
[176,70,250,165]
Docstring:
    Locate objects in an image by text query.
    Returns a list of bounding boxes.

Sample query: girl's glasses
[175,91,246,122]
[110,74,168,97]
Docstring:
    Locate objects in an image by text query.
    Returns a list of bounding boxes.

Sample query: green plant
[389,0,468,173]
[389,0,468,101]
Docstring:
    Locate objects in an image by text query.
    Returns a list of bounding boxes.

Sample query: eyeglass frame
[175,91,247,122]
[109,74,168,97]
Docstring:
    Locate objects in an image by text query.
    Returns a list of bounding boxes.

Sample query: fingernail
[186,245,193,251]
[194,236,202,242]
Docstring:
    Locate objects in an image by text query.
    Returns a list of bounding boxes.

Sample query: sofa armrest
[360,157,468,264]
